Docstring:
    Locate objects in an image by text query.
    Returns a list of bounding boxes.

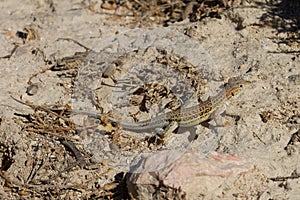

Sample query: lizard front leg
[147,121,179,147]
[211,105,227,127]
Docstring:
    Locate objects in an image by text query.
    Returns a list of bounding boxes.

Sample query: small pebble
[26,83,40,96]
[102,63,116,78]
[288,74,300,85]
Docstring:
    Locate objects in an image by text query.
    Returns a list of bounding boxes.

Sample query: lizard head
[225,77,251,99]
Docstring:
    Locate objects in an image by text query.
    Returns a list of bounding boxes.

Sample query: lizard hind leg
[156,121,179,139]
[147,121,179,148]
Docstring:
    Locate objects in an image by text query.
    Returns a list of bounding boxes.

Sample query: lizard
[65,77,251,133]
[12,77,251,135]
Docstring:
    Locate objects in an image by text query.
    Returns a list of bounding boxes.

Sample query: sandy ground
[0,0,299,199]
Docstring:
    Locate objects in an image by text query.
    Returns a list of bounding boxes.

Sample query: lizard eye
[239,84,243,88]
